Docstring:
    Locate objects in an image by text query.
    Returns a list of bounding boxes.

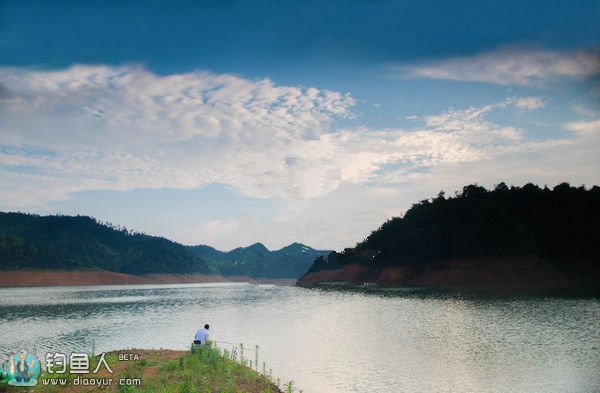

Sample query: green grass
[142,344,281,393]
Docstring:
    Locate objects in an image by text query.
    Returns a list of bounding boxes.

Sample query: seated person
[193,324,210,346]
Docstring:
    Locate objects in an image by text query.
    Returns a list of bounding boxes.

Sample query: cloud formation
[0,65,356,204]
[0,65,592,212]
[393,47,599,85]
[565,118,600,135]
[513,97,545,110]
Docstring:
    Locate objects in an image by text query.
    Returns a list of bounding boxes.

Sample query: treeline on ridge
[0,213,214,274]
[336,182,599,271]
[0,212,328,278]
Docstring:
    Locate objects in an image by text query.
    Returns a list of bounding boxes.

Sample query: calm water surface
[0,283,598,393]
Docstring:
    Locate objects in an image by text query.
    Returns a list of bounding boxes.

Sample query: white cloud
[190,123,600,250]
[565,118,600,134]
[292,127,599,250]
[0,65,357,205]
[0,64,597,226]
[392,47,599,85]
[513,96,545,110]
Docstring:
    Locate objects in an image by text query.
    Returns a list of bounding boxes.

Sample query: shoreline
[296,255,599,296]
[0,270,296,288]
[297,280,600,298]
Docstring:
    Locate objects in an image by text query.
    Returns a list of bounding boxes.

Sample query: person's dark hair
[204,324,210,329]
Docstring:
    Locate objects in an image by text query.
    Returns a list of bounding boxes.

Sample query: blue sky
[0,0,598,250]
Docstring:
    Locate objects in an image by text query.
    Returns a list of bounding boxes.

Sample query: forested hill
[353,183,599,267]
[0,212,327,278]
[0,213,214,274]
[300,183,599,290]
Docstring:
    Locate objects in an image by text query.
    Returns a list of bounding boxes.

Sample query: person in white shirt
[194,324,210,346]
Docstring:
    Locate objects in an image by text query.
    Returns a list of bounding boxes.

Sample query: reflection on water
[0,283,598,393]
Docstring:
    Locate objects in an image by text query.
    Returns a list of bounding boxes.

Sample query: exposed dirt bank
[297,255,595,293]
[0,270,296,287]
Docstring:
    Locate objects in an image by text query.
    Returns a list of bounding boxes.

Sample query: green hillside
[0,213,214,274]
[0,212,328,278]
[334,182,599,275]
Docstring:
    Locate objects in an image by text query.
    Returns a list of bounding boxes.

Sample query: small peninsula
[298,182,600,294]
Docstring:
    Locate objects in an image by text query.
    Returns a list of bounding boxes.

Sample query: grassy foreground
[2,345,285,393]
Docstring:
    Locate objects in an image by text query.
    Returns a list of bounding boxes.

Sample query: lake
[0,283,598,393]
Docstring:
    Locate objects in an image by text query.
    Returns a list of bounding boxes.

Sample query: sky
[0,0,599,251]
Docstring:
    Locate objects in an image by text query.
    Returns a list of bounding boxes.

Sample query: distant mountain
[188,242,330,278]
[0,212,329,278]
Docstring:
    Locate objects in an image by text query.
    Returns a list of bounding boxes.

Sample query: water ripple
[0,284,598,393]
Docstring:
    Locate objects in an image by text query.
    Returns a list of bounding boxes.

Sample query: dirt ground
[0,270,296,288]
